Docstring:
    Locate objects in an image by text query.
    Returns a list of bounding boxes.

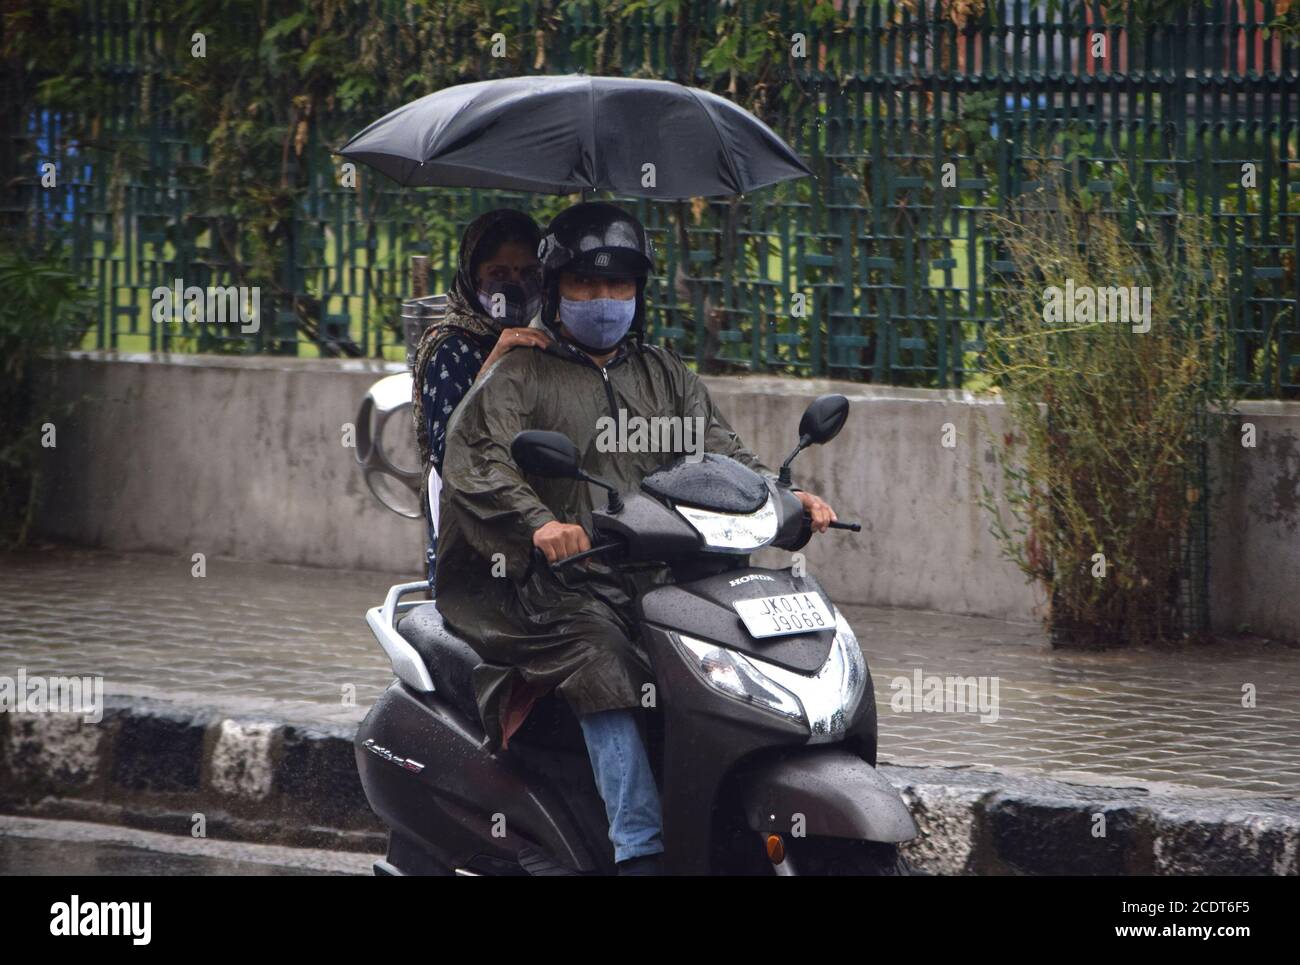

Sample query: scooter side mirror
[779,394,850,485]
[798,394,850,446]
[511,429,625,512]
[511,430,582,478]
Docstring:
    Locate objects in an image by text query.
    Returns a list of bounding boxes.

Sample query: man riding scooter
[434,202,838,875]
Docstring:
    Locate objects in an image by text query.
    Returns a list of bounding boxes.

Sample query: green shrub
[981,190,1234,647]
[0,242,93,547]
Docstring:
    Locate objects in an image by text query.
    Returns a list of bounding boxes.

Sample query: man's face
[558,270,636,301]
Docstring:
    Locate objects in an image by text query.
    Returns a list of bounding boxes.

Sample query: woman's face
[476,240,540,289]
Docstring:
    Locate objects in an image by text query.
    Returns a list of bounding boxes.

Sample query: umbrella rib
[430,91,483,162]
[683,87,744,195]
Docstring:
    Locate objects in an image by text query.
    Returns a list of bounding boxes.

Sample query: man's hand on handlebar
[533,520,592,564]
[795,490,838,534]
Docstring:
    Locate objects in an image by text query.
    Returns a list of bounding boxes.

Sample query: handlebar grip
[532,539,623,572]
[553,542,618,568]
[800,512,861,534]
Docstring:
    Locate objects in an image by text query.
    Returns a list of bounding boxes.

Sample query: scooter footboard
[737,748,917,844]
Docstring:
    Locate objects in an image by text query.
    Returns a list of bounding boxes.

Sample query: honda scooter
[354,393,917,875]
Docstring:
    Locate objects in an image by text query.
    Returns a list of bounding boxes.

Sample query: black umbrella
[338,74,811,199]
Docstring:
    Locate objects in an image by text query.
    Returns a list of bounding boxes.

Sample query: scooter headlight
[675,495,779,553]
[813,611,869,741]
[674,609,866,743]
[674,634,804,722]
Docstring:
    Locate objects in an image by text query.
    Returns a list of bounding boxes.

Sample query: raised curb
[883,764,1300,875]
[0,696,383,852]
[2,697,1296,873]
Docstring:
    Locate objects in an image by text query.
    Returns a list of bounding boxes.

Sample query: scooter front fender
[738,748,917,844]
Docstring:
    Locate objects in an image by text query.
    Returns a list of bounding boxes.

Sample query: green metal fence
[8,0,1299,393]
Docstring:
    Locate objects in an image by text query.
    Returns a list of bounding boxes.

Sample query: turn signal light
[766,834,786,864]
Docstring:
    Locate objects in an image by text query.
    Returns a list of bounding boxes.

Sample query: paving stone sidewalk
[3,545,1298,796]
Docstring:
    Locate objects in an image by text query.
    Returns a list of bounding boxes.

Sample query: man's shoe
[616,853,664,876]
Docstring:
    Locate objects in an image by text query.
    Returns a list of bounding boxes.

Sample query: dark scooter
[354,394,917,875]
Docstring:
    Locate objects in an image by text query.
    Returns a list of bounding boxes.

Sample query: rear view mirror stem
[777,435,811,486]
[580,471,624,513]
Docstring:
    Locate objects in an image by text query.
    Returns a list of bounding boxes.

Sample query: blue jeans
[579,709,664,864]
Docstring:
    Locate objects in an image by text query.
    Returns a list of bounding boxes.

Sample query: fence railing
[7,0,1299,394]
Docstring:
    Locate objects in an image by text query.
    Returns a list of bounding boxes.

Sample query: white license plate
[733,592,835,638]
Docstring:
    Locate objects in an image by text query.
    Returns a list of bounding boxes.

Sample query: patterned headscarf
[410,208,542,472]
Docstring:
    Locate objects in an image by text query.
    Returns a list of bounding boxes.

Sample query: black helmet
[537,202,655,340]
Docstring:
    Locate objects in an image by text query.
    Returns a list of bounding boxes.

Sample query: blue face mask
[560,296,635,351]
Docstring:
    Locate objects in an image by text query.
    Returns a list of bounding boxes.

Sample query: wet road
[0,815,376,875]
[4,545,1300,794]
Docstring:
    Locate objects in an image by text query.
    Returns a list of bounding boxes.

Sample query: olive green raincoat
[434,337,772,749]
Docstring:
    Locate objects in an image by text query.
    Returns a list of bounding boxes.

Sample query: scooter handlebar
[529,539,623,574]
[800,512,861,537]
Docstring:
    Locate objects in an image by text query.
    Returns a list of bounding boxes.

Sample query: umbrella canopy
[338,74,811,199]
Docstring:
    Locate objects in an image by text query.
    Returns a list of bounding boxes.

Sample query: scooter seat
[397,602,482,721]
[397,602,588,755]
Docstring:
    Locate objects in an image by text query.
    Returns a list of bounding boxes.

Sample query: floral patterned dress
[420,334,485,583]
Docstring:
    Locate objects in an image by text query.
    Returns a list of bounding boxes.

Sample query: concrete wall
[37,353,426,576]
[33,353,1300,640]
[1209,402,1300,640]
